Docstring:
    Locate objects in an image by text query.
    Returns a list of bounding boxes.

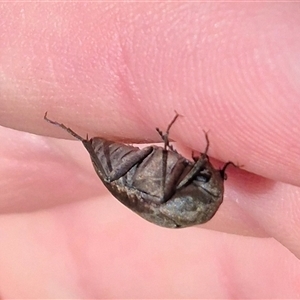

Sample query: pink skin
[0,3,300,298]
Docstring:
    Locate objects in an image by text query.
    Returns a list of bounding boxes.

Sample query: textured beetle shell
[86,138,224,228]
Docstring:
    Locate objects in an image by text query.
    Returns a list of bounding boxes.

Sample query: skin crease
[0,2,300,298]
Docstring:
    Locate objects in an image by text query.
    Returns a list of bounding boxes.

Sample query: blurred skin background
[0,3,300,298]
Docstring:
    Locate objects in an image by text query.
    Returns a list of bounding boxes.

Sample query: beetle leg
[107,146,154,182]
[220,161,238,180]
[156,128,178,153]
[177,132,210,189]
[161,148,168,199]
[87,145,154,183]
[191,151,199,162]
[44,112,86,142]
[155,112,182,200]
[156,112,180,152]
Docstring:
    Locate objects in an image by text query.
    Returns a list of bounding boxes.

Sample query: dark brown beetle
[44,112,234,228]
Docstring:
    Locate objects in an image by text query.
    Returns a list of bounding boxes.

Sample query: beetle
[44,112,234,228]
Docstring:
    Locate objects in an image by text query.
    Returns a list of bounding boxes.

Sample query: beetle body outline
[44,112,233,228]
